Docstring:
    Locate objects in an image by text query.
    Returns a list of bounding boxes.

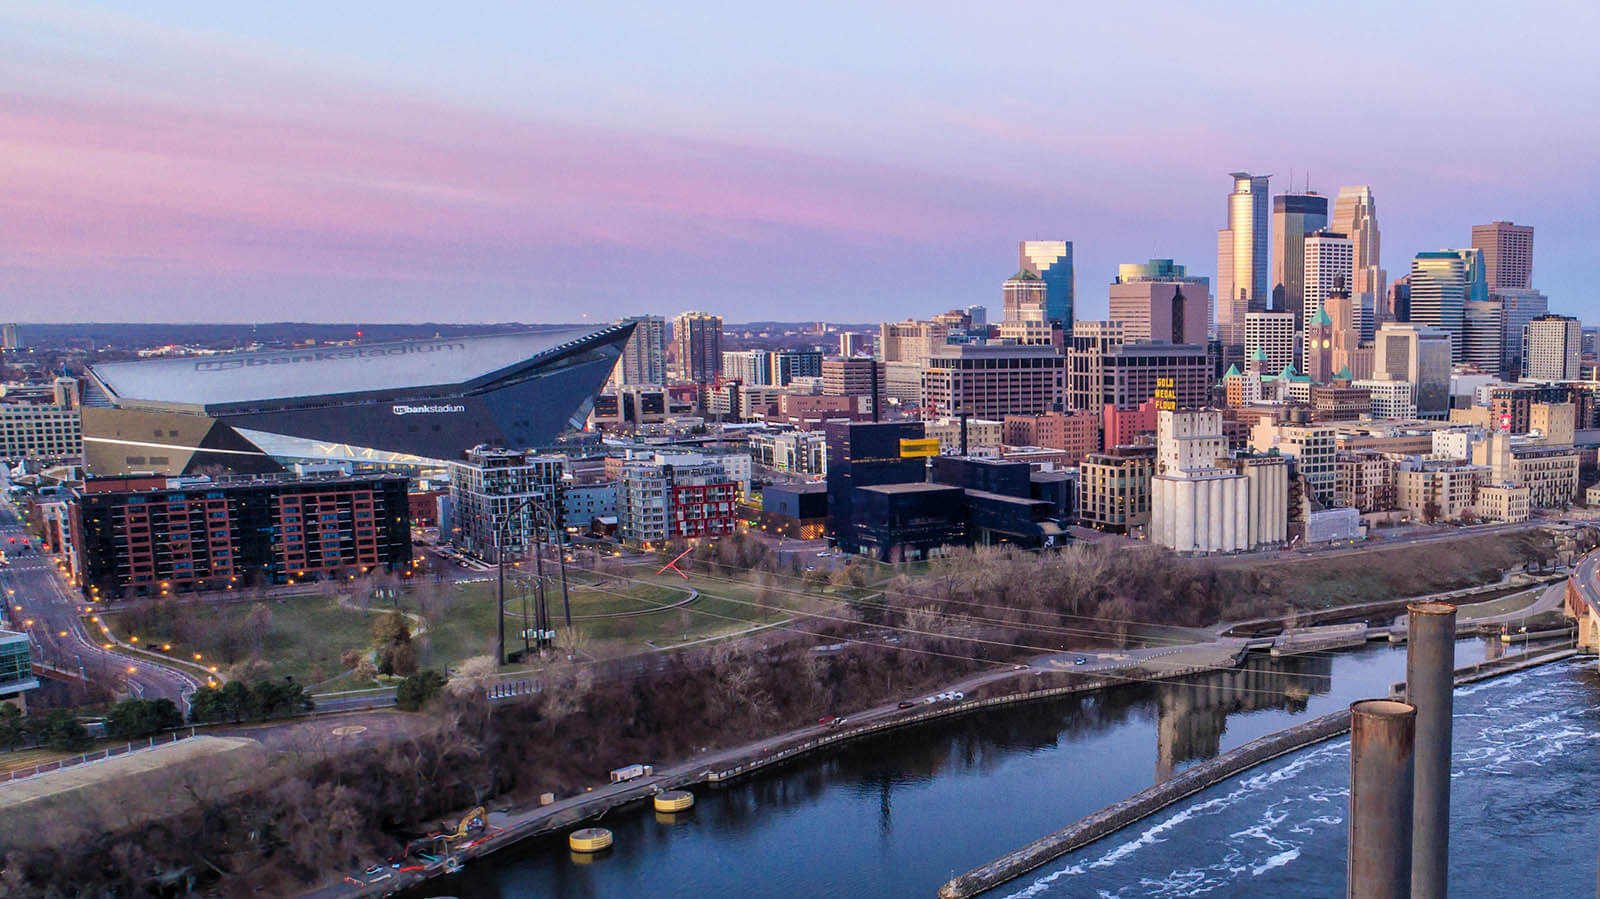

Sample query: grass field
[102,564,806,684]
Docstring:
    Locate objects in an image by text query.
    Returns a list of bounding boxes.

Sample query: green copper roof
[1223,363,1241,377]
[1336,364,1353,379]
[1311,307,1333,326]
[1252,347,1268,361]
[1010,270,1041,280]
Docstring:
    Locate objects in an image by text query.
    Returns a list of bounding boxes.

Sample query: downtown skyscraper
[1216,172,1271,348]
[1471,221,1534,290]
[1018,240,1075,330]
[1271,189,1327,327]
[1409,250,1486,364]
[1332,186,1384,337]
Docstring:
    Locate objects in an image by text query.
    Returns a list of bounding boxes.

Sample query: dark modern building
[79,324,634,476]
[758,482,827,539]
[929,456,1063,548]
[853,483,966,561]
[71,474,412,598]
[825,420,929,554]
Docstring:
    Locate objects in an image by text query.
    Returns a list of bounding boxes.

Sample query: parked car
[1074,657,1087,666]
[818,715,840,727]
[951,691,965,700]
[898,701,916,709]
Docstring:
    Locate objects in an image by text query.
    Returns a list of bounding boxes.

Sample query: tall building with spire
[1332,186,1385,332]
[1018,241,1075,330]
[1216,172,1271,348]
[1271,190,1327,326]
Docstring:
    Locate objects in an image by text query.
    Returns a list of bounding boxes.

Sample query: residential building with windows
[1002,412,1101,465]
[1078,444,1155,532]
[1523,314,1582,382]
[612,315,667,386]
[1474,483,1530,523]
[616,452,736,545]
[878,320,950,366]
[72,473,411,598]
[448,448,567,561]
[672,311,723,383]
[1250,421,1338,504]
[922,417,1004,454]
[1335,450,1397,512]
[1396,462,1489,522]
[0,398,82,462]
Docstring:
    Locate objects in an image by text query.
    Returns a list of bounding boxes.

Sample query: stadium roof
[88,325,625,410]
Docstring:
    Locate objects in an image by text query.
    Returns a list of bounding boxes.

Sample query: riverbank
[311,582,1572,898]
[936,640,1580,899]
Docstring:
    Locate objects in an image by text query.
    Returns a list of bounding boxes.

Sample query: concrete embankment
[335,662,1239,898]
[937,642,1582,899]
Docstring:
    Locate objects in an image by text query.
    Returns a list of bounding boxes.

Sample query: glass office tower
[1019,240,1075,331]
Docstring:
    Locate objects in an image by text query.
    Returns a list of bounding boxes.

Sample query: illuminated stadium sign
[391,404,466,415]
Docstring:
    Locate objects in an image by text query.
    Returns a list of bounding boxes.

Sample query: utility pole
[495,529,505,667]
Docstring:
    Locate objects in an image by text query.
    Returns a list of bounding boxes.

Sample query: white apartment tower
[1245,312,1296,377]
[1522,314,1582,382]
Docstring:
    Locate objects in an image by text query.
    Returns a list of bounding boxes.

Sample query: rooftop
[87,325,628,411]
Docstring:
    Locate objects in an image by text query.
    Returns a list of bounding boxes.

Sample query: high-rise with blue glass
[1410,249,1487,364]
[1019,240,1075,330]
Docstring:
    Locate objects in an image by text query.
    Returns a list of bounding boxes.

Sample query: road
[0,482,203,712]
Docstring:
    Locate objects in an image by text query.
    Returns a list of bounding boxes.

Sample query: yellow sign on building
[898,438,940,458]
[1154,377,1177,411]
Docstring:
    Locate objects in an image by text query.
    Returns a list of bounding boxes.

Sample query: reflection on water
[408,640,1519,899]
[1156,654,1333,780]
[998,659,1600,898]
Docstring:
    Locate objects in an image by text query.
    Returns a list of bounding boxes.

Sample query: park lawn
[104,598,376,685]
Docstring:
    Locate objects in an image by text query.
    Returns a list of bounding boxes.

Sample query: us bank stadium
[79,324,634,476]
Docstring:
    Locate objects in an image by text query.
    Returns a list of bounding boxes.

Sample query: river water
[415,640,1579,898]
[996,656,1600,899]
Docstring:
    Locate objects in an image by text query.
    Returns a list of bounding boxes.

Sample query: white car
[951,691,965,700]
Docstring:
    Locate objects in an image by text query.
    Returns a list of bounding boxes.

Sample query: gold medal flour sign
[1154,377,1177,411]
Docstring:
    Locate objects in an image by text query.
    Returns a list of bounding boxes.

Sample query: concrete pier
[1406,601,1456,899]
[1348,699,1416,899]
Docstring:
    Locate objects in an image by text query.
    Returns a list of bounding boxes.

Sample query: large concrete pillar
[1349,699,1416,899]
[1407,601,1456,899]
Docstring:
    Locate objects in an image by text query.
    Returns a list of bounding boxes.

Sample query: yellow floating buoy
[569,827,613,853]
[653,790,694,813]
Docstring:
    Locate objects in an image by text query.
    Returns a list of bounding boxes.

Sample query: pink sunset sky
[2,1,1595,324]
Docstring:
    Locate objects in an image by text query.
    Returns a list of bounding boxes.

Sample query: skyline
[3,2,1596,324]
